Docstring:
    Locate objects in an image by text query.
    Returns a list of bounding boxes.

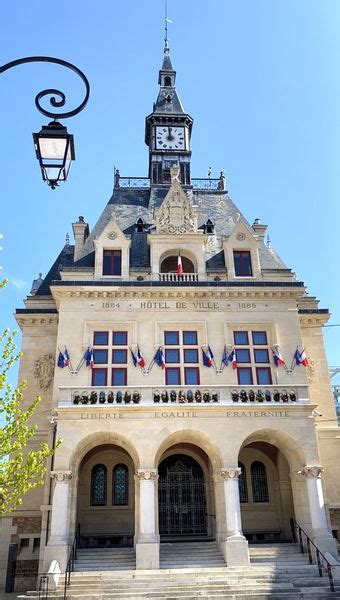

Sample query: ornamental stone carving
[33,354,55,391]
[154,170,198,234]
[300,466,324,479]
[50,471,73,483]
[220,467,242,480]
[135,469,158,481]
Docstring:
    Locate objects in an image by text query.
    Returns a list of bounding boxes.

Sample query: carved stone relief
[33,354,55,391]
[154,169,198,234]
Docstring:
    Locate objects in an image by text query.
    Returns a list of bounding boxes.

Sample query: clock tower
[145,37,193,186]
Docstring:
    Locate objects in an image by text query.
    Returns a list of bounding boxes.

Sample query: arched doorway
[160,256,195,273]
[158,454,208,537]
[77,443,135,547]
[238,441,294,542]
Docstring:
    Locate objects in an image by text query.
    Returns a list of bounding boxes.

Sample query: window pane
[103,250,121,276]
[165,349,180,363]
[92,369,107,386]
[112,331,127,345]
[112,349,127,364]
[112,464,128,505]
[184,349,199,363]
[251,461,269,502]
[235,349,251,363]
[184,367,200,385]
[234,331,249,345]
[237,367,253,385]
[93,331,108,346]
[254,349,269,363]
[183,331,198,345]
[256,367,272,385]
[91,464,107,506]
[112,368,127,386]
[252,331,267,345]
[93,349,108,364]
[164,331,179,345]
[166,367,180,385]
[233,251,252,276]
[238,462,248,503]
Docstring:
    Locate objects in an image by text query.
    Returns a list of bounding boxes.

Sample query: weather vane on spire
[164,0,172,53]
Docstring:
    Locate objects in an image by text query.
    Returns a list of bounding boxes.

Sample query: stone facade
[1,40,340,595]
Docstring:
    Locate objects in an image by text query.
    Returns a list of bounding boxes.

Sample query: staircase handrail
[290,517,335,592]
[63,523,80,600]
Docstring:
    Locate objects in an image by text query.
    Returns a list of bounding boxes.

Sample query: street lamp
[0,56,90,189]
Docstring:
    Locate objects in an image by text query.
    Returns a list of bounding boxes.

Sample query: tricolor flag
[228,348,237,369]
[57,347,70,368]
[154,347,166,369]
[84,347,94,369]
[130,348,138,367]
[177,255,183,275]
[294,348,309,367]
[202,347,213,367]
[137,346,145,368]
[221,345,228,367]
[272,348,286,368]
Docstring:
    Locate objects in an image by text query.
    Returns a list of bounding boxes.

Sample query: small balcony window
[233,251,252,276]
[103,249,122,276]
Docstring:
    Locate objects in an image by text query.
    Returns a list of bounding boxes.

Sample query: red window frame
[184,367,200,385]
[93,349,108,364]
[112,331,128,346]
[164,331,180,345]
[183,331,198,345]
[237,367,253,385]
[234,331,249,345]
[183,348,199,363]
[103,249,122,276]
[165,367,181,385]
[235,348,251,363]
[111,368,127,386]
[92,368,108,386]
[165,348,180,363]
[254,349,270,363]
[93,331,109,346]
[112,349,127,364]
[252,331,268,345]
[256,367,272,385]
[233,250,252,276]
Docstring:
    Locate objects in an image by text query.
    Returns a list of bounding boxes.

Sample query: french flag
[273,348,285,367]
[228,348,237,369]
[154,347,166,369]
[202,348,213,367]
[221,345,228,367]
[294,348,308,367]
[177,255,183,275]
[63,347,70,367]
[84,347,94,369]
[137,346,145,368]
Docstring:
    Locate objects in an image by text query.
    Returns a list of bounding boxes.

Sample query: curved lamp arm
[0,56,90,119]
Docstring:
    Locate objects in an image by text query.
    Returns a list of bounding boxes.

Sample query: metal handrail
[37,574,49,599]
[64,524,80,600]
[290,518,335,592]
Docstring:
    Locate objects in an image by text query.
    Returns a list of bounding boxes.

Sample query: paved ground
[0,593,19,599]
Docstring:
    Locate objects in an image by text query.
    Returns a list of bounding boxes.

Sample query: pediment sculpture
[154,166,198,234]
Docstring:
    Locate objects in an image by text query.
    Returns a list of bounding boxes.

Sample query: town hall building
[1,33,340,596]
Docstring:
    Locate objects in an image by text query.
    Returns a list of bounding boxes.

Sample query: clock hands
[167,126,174,141]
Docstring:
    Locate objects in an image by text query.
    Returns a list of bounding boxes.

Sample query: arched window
[238,462,248,503]
[160,256,195,273]
[90,464,107,506]
[251,461,269,502]
[112,464,129,505]
[164,76,171,87]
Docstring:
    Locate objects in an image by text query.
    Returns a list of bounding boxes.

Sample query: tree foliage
[0,279,60,515]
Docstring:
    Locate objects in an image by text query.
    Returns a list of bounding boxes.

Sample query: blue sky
[1,0,340,386]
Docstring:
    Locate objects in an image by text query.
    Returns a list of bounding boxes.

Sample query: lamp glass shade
[33,121,75,188]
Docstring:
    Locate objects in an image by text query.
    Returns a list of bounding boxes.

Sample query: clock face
[155,126,185,150]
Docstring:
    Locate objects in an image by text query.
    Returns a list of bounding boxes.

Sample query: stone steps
[74,547,136,571]
[160,541,225,568]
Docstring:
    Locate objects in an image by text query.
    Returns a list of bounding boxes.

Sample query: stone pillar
[220,467,250,566]
[301,466,338,557]
[135,469,159,569]
[43,471,72,572]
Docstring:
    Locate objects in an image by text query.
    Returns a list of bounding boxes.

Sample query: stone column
[220,467,250,566]
[43,471,72,572]
[301,466,338,557]
[135,469,159,569]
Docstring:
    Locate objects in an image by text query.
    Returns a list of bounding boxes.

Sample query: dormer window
[233,250,252,276]
[103,249,121,276]
[204,219,214,234]
[135,218,145,233]
[164,76,171,87]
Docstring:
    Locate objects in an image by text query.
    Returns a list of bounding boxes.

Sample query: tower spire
[164,0,169,53]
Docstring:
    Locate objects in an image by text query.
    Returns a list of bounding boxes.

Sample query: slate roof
[35,244,75,295]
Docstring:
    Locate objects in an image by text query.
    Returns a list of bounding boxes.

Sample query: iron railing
[191,178,222,190]
[64,524,80,600]
[114,176,224,191]
[116,177,150,189]
[37,574,49,599]
[290,518,335,592]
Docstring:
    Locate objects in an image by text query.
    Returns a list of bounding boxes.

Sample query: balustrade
[158,272,199,282]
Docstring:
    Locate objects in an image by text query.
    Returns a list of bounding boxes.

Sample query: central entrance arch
[158,454,207,536]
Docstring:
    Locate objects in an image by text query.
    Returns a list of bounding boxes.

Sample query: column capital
[135,469,158,481]
[220,467,242,481]
[300,465,324,479]
[50,470,72,482]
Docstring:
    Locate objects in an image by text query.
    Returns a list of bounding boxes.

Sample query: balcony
[158,273,199,283]
[114,176,224,191]
[58,385,309,407]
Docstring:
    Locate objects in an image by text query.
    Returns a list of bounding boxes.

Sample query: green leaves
[0,320,61,515]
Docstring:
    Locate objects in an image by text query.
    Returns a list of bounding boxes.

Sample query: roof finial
[164,0,172,54]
